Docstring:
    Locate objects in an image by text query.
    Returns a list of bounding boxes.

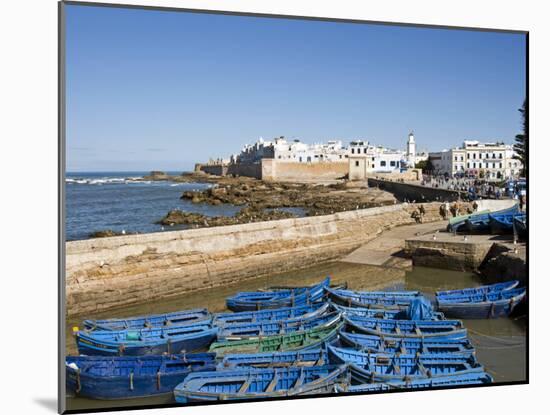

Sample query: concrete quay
[341,221,447,269]
[405,232,526,282]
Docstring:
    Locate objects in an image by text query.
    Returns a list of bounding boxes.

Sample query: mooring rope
[467,328,525,348]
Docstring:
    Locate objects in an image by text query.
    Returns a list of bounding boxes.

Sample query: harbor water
[65,263,526,411]
[66,172,243,241]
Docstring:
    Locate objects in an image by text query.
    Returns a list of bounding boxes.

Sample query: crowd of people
[420,174,526,201]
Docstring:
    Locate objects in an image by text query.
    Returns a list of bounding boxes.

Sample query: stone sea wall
[66,203,442,317]
[261,159,348,182]
[368,178,467,202]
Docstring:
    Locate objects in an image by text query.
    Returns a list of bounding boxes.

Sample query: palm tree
[513,100,527,176]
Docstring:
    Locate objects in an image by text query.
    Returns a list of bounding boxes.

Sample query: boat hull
[75,326,218,356]
[336,372,493,392]
[209,322,342,356]
[65,354,217,400]
[338,331,475,355]
[436,288,526,319]
[83,309,211,331]
[173,364,347,403]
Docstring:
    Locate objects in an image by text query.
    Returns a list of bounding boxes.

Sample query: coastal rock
[89,230,121,238]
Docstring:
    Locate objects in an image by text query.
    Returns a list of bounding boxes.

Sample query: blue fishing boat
[344,315,466,339]
[336,372,493,392]
[331,303,444,321]
[213,303,329,326]
[65,354,217,400]
[75,324,218,356]
[218,348,327,369]
[464,204,520,233]
[436,280,519,300]
[217,311,341,341]
[83,308,211,331]
[513,215,527,237]
[489,213,526,235]
[327,346,484,383]
[447,210,490,233]
[324,287,418,309]
[436,287,526,319]
[338,331,474,355]
[226,277,330,312]
[173,364,347,402]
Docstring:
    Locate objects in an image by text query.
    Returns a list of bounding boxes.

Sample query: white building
[234,137,349,164]
[231,132,426,173]
[429,140,522,180]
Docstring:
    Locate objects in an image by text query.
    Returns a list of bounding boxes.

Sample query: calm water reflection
[66,263,526,411]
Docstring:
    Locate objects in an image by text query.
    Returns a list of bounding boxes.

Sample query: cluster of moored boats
[66,277,526,402]
[447,204,526,236]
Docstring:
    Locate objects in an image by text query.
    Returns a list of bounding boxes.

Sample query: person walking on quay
[419,204,426,222]
[472,200,478,212]
[439,203,447,220]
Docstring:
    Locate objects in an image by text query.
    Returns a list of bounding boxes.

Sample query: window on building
[390,161,396,167]
[499,153,503,159]
[355,161,359,167]
[499,162,502,168]
[364,148,367,154]
[492,154,496,159]
[473,153,476,159]
[454,156,457,161]
[351,148,355,154]
[380,161,387,167]
[460,156,464,161]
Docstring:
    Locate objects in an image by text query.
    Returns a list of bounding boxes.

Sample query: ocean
[65,171,242,241]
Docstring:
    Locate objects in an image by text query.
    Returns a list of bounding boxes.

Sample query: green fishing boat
[209,322,343,356]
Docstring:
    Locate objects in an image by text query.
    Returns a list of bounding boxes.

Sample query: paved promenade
[340,220,447,268]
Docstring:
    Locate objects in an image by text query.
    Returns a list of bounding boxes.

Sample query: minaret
[407,131,416,166]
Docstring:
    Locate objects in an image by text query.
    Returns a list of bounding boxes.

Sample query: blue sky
[65,5,526,172]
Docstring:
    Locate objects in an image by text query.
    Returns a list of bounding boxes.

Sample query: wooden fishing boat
[447,210,490,233]
[489,213,526,235]
[331,303,444,321]
[336,372,493,392]
[513,215,527,237]
[65,354,217,400]
[436,281,519,300]
[464,205,520,233]
[83,308,211,331]
[327,346,484,383]
[324,287,418,309]
[173,364,348,403]
[213,303,329,326]
[218,348,327,369]
[75,324,218,356]
[344,315,466,339]
[338,331,474,355]
[209,322,343,356]
[226,277,330,312]
[217,311,341,341]
[436,287,526,319]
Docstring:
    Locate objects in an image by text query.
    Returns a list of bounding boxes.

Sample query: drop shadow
[34,398,57,413]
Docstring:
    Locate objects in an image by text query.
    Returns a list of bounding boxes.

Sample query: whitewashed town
[202,132,523,188]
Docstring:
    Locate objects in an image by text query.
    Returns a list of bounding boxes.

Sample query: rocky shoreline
[88,171,398,234]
